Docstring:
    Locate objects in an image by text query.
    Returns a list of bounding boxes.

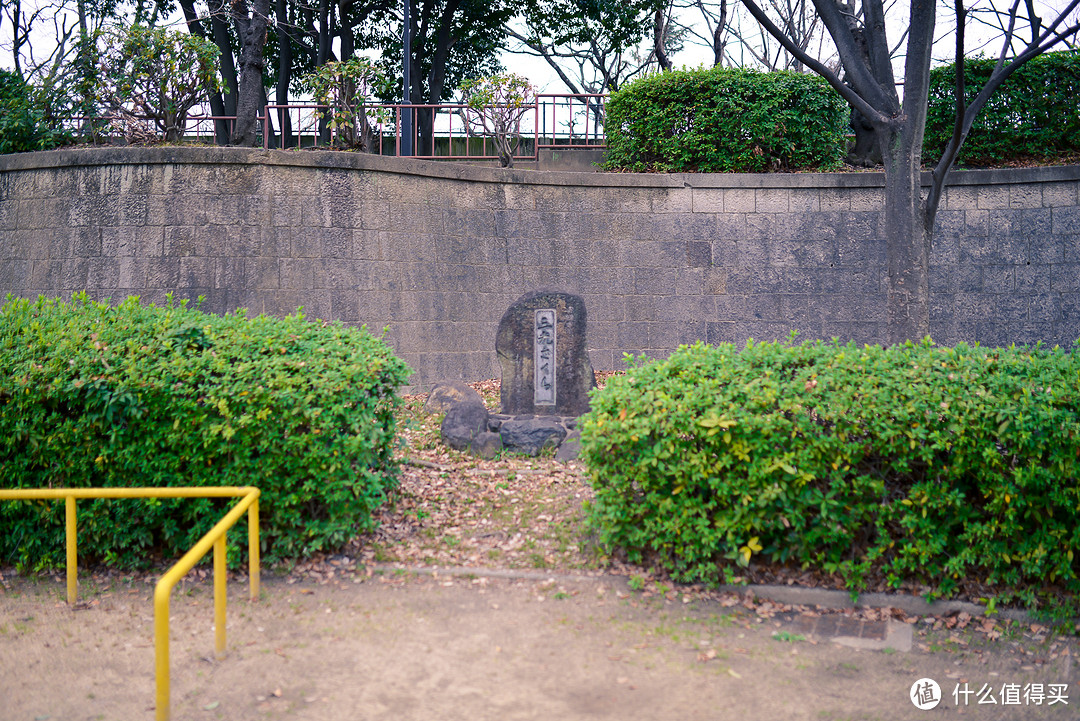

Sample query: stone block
[705,321,735,344]
[1009,183,1043,209]
[1052,206,1080,236]
[1051,264,1080,292]
[1016,264,1049,294]
[981,265,1015,293]
[179,256,213,288]
[788,188,820,213]
[755,189,789,213]
[145,257,180,288]
[651,188,692,214]
[692,188,724,213]
[1042,181,1078,208]
[977,186,1010,210]
[724,188,755,213]
[164,226,200,257]
[634,267,675,295]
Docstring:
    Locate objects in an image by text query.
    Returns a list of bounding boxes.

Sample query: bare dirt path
[2,379,1079,719]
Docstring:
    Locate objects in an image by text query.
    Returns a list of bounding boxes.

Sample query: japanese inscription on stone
[534,309,556,405]
[497,289,595,417]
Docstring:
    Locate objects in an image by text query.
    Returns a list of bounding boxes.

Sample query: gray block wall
[1,147,1078,388]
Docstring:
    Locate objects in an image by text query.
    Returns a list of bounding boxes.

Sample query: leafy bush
[580,338,1080,612]
[603,67,847,173]
[0,294,410,570]
[459,73,536,168]
[300,56,392,151]
[98,23,222,144]
[924,51,1080,167]
[0,70,67,154]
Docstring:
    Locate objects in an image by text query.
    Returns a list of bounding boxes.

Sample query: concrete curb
[368,564,1037,623]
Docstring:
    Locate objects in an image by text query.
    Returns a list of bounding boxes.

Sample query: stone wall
[1,147,1078,388]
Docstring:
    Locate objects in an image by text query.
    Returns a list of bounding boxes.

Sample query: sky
[2,0,1076,97]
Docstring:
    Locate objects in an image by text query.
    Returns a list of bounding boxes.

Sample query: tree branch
[739,0,888,124]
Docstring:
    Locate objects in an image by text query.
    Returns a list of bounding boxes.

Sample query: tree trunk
[881,127,931,344]
[275,0,294,147]
[230,0,271,146]
[847,106,882,166]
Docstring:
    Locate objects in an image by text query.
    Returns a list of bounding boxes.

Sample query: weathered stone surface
[470,431,503,460]
[499,418,567,456]
[424,380,484,414]
[554,429,581,462]
[487,414,511,431]
[496,289,595,417]
[440,400,490,451]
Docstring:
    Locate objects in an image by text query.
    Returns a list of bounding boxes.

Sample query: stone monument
[495,289,595,417]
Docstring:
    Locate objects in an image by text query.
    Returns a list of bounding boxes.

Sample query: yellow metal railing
[0,487,261,721]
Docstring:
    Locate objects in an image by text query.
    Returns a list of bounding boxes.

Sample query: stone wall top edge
[1,146,1077,189]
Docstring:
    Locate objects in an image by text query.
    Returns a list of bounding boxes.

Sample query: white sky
[2,0,1076,96]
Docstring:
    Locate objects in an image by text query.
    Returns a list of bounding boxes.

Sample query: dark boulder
[499,418,567,456]
[440,400,490,452]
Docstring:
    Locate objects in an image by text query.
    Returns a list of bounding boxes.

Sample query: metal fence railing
[53,94,607,162]
[0,486,261,721]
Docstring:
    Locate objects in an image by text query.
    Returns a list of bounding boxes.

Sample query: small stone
[440,400,490,451]
[500,418,567,456]
[470,431,503,459]
[555,429,581,462]
[424,381,484,414]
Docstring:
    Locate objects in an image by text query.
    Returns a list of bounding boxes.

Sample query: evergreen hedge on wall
[924,50,1080,167]
[0,294,410,569]
[580,338,1080,614]
[603,66,848,173]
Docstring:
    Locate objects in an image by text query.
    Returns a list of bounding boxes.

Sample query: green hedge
[924,51,1080,167]
[0,294,410,569]
[603,67,847,173]
[580,338,1080,612]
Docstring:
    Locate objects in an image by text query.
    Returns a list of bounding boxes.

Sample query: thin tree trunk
[276,0,294,147]
[881,129,931,344]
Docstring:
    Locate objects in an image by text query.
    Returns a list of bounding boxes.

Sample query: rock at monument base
[470,431,503,460]
[425,381,484,414]
[440,400,490,451]
[554,429,581,462]
[500,418,567,456]
[496,289,595,417]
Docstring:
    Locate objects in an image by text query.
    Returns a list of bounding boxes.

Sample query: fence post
[214,535,226,658]
[65,495,77,605]
[249,496,260,601]
[154,584,171,721]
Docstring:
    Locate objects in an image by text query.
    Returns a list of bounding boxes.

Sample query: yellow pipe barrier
[0,486,261,721]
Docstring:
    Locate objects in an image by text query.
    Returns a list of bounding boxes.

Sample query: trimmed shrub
[0,294,410,569]
[603,67,847,173]
[924,51,1080,167]
[580,338,1080,612]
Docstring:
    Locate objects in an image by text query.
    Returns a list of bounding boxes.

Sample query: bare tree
[504,0,664,94]
[739,0,1080,343]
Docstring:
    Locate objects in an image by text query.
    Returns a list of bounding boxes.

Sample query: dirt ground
[3,378,1080,720]
[2,569,1079,721]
